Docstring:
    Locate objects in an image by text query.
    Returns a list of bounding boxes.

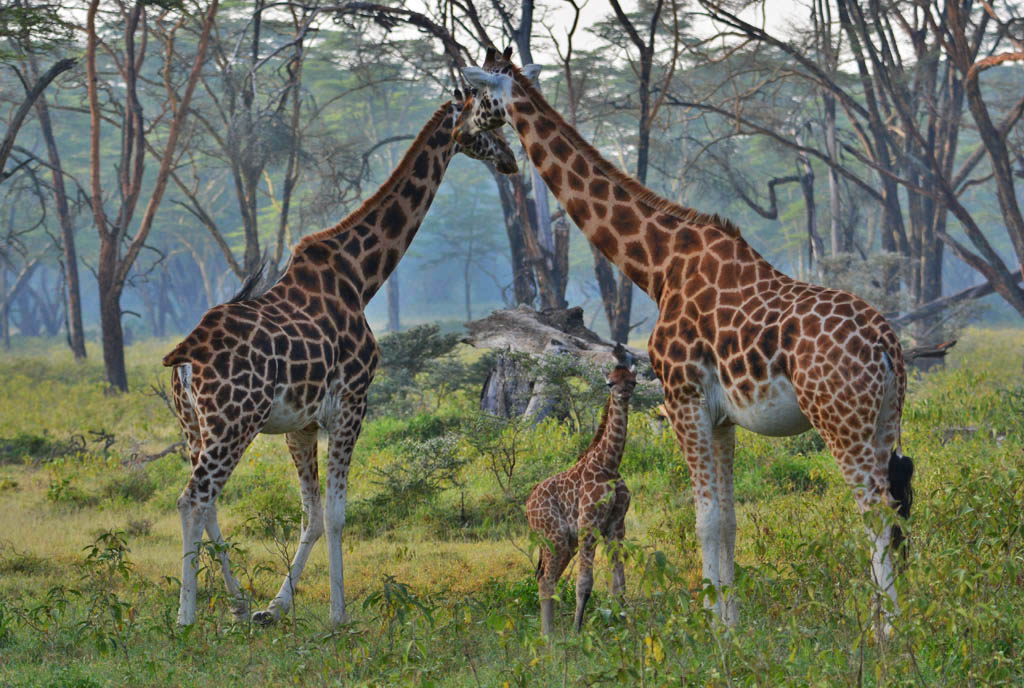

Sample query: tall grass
[0,329,1021,686]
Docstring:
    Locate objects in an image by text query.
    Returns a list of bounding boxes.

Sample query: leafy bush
[349,434,467,535]
[766,454,828,494]
[46,476,99,509]
[101,468,156,503]
[0,432,85,465]
[223,461,302,537]
[369,324,461,416]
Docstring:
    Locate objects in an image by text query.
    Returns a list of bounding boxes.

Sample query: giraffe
[526,343,636,636]
[162,92,517,627]
[457,48,914,637]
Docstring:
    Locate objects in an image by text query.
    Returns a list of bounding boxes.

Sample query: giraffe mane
[508,67,742,239]
[297,101,453,247]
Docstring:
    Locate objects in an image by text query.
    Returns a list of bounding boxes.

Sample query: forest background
[2,0,1023,389]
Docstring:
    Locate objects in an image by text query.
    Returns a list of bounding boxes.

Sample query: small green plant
[77,531,139,657]
[102,468,156,503]
[363,574,435,650]
[352,435,468,534]
[46,476,99,508]
[766,455,828,494]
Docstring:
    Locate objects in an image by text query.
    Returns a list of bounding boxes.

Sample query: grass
[0,328,1022,686]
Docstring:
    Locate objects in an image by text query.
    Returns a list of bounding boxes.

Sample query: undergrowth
[0,329,1021,686]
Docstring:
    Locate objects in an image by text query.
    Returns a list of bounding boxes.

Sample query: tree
[682,0,1024,322]
[85,0,218,391]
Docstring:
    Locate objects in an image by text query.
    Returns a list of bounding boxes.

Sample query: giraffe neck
[505,78,758,301]
[287,102,458,309]
[581,395,630,473]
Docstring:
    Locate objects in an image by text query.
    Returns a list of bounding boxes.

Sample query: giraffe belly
[261,397,314,434]
[716,375,812,437]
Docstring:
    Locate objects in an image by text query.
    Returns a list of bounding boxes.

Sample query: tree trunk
[30,55,86,359]
[494,170,537,305]
[99,276,128,392]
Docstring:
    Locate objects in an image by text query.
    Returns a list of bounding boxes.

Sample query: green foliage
[350,434,468,535]
[370,324,463,416]
[0,432,84,465]
[46,476,99,509]
[1,329,1023,685]
[101,468,157,504]
[225,460,302,538]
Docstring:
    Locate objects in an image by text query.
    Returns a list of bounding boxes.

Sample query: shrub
[46,476,99,509]
[101,468,156,503]
[766,455,827,494]
[349,434,467,535]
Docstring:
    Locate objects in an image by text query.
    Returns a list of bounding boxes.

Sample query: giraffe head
[606,343,638,401]
[454,46,540,141]
[453,88,519,174]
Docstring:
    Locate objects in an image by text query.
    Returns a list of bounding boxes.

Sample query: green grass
[0,329,1022,686]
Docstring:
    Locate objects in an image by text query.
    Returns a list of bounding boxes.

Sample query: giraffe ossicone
[458,48,914,641]
[526,343,636,636]
[163,93,517,628]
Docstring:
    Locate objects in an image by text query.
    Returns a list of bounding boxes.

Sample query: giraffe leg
[203,503,249,620]
[574,528,598,632]
[609,483,630,597]
[712,425,738,626]
[538,535,574,636]
[323,395,368,627]
[664,393,728,621]
[177,440,252,626]
[253,424,324,625]
[805,366,906,642]
[172,369,249,621]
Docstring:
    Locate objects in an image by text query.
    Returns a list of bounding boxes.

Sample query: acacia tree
[683,0,1024,321]
[85,0,218,391]
[26,52,86,358]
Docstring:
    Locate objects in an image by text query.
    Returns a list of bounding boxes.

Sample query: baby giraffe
[526,344,637,635]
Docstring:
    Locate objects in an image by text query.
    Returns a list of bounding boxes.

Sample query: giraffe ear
[502,45,514,60]
[522,64,542,83]
[462,66,502,91]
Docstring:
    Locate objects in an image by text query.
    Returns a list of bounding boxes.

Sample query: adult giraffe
[163,93,517,627]
[457,48,913,634]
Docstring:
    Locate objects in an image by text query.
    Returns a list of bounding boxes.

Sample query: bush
[101,468,156,503]
[46,476,99,509]
[0,432,85,465]
[766,455,827,494]
[349,434,467,535]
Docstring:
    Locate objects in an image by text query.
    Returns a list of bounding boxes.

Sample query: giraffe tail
[888,449,914,565]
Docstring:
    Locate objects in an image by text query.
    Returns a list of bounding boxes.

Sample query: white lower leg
[695,499,724,619]
[869,524,898,638]
[324,489,347,626]
[177,498,207,626]
[718,505,738,625]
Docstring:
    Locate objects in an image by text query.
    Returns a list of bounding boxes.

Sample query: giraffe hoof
[251,609,279,626]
